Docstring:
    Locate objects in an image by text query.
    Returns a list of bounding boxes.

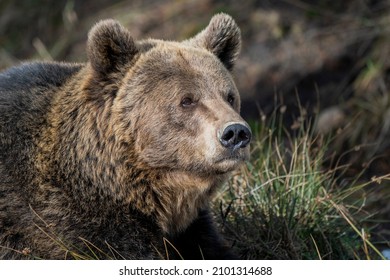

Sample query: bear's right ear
[87,19,138,74]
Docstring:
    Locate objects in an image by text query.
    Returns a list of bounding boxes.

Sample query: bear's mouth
[215,148,249,163]
[213,151,248,173]
[215,155,245,163]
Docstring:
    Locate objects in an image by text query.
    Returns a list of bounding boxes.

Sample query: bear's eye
[227,93,235,106]
[180,97,196,108]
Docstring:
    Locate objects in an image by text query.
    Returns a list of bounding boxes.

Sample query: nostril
[238,126,251,148]
[221,129,234,142]
[238,130,249,141]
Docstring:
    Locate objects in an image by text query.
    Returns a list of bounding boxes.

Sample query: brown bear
[0,13,251,259]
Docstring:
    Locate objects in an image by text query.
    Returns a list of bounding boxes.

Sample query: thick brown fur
[0,13,250,259]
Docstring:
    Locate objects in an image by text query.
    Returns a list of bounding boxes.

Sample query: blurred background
[1,1,390,125]
[1,0,389,258]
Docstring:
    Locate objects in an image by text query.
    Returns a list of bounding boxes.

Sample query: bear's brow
[176,49,191,65]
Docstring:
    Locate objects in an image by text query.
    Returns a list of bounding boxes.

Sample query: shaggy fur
[0,13,250,259]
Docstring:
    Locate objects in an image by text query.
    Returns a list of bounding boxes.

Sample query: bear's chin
[210,148,250,174]
[212,157,246,174]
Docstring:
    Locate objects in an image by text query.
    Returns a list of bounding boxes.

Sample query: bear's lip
[214,155,245,163]
[213,152,248,173]
[214,149,249,163]
[213,157,244,174]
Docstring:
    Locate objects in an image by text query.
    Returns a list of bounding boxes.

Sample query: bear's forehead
[136,41,233,85]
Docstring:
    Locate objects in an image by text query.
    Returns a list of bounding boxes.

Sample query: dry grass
[215,111,389,259]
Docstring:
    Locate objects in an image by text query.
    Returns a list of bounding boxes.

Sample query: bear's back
[0,62,81,116]
[0,62,81,178]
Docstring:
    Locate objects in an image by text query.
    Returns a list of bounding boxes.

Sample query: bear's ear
[87,19,138,74]
[187,13,241,71]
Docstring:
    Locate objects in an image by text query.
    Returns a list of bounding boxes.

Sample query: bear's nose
[219,123,252,150]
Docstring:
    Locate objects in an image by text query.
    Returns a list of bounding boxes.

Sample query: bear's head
[86,13,251,178]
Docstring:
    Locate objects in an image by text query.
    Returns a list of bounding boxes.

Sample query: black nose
[219,123,252,150]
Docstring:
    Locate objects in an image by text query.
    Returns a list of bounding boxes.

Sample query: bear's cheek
[133,113,199,169]
[166,116,205,166]
[155,112,211,170]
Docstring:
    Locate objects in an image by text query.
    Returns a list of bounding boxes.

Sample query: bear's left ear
[87,19,138,74]
[187,13,241,71]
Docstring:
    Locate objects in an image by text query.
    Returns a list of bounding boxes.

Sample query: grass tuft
[215,112,388,259]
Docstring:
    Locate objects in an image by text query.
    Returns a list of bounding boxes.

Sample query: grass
[215,111,389,259]
[346,62,389,160]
